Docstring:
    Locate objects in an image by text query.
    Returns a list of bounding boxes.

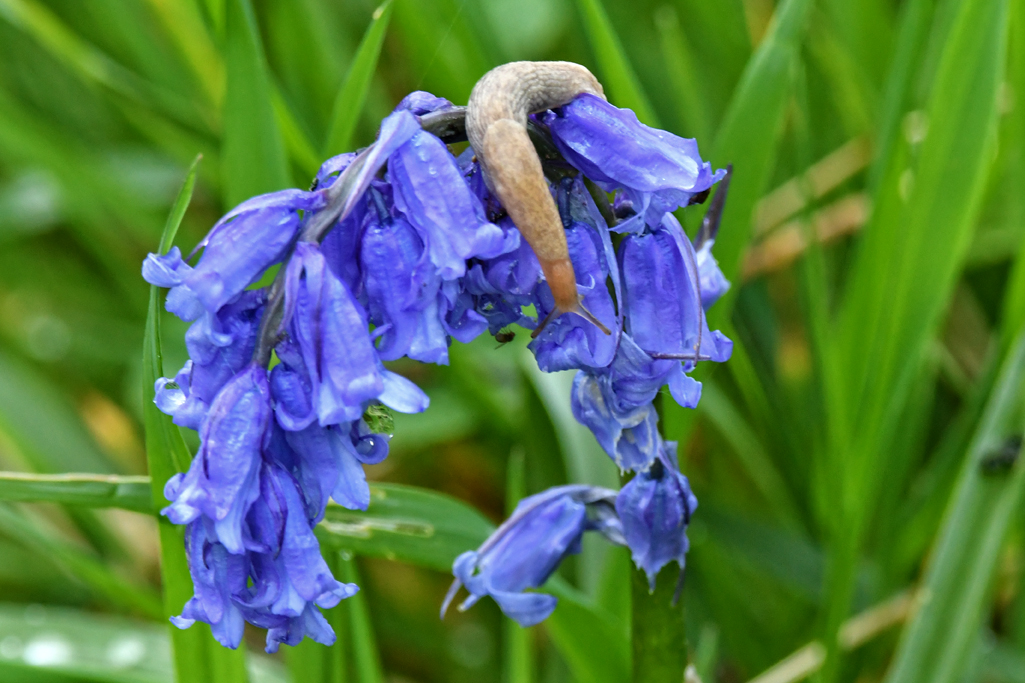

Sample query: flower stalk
[631,563,687,682]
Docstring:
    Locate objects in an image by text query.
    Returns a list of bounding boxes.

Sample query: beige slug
[466,61,611,337]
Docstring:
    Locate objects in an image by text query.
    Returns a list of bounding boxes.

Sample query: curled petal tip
[440,578,462,620]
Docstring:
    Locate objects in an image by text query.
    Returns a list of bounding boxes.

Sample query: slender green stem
[629,392,687,681]
[631,563,687,682]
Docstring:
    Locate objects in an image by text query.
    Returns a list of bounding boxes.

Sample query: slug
[466,61,611,338]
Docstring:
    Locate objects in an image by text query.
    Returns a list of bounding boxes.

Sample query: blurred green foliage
[0,0,1023,682]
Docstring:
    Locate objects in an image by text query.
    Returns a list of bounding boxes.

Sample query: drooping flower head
[143,63,731,644]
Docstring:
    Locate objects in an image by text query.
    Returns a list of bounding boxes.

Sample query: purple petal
[390,130,506,279]
[379,370,430,414]
[615,446,697,588]
[544,93,721,214]
[162,364,270,553]
[184,189,325,314]
[285,242,383,425]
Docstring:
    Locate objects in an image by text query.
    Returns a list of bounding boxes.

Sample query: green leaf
[315,483,494,571]
[143,157,249,683]
[0,472,152,513]
[221,0,290,207]
[884,328,1025,683]
[573,0,659,126]
[324,0,394,157]
[706,0,812,309]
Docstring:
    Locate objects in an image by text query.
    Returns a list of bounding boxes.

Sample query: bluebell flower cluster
[144,87,730,645]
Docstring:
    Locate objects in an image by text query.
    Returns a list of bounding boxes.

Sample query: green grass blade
[271,84,323,179]
[833,0,1009,525]
[521,356,618,490]
[143,157,248,683]
[337,558,384,683]
[654,5,711,141]
[865,0,933,191]
[160,154,202,255]
[0,351,115,475]
[143,0,225,110]
[0,0,213,129]
[324,0,393,157]
[699,381,801,525]
[706,0,812,320]
[819,2,1010,669]
[573,0,659,126]
[0,504,162,619]
[884,329,1025,683]
[221,0,290,207]
[0,473,153,513]
[391,0,493,103]
[545,576,630,683]
[503,450,534,683]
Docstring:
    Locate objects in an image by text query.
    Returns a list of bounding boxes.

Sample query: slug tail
[530,298,612,339]
[570,299,611,335]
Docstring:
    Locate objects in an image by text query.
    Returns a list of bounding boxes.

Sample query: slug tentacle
[466,61,610,337]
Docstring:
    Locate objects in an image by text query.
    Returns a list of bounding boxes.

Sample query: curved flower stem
[629,391,687,682]
[631,564,687,682]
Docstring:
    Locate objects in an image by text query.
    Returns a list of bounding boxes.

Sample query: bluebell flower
[543,93,724,228]
[142,190,326,321]
[312,152,356,191]
[619,213,732,364]
[171,521,248,648]
[615,442,697,590]
[163,363,271,553]
[462,218,540,334]
[243,463,359,615]
[389,126,507,280]
[155,290,266,431]
[440,278,490,343]
[442,485,621,627]
[529,222,618,371]
[283,241,429,425]
[695,238,730,310]
[283,420,389,514]
[263,604,340,653]
[395,91,454,116]
[569,356,664,467]
[529,177,622,371]
[147,80,735,643]
[360,192,449,364]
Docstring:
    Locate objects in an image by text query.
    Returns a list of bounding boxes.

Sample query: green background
[0,0,1023,682]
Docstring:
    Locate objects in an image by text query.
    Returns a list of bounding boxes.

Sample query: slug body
[466,61,610,337]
